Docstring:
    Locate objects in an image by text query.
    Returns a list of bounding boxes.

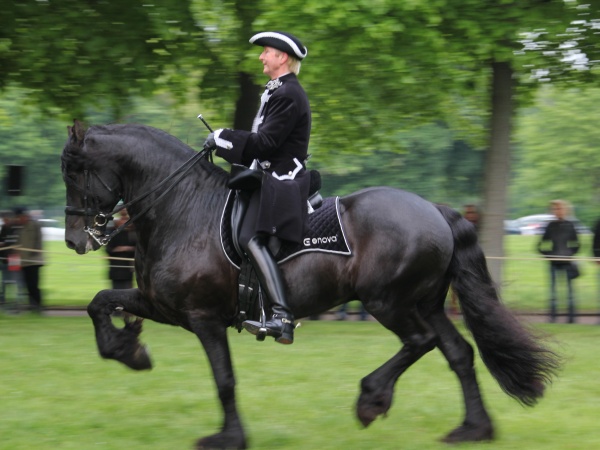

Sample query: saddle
[220,165,350,331]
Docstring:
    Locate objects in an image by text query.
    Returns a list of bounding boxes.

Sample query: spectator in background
[105,209,136,290]
[1,211,18,305]
[13,206,44,313]
[594,216,600,262]
[336,301,368,321]
[463,204,480,232]
[537,199,580,323]
[593,216,600,323]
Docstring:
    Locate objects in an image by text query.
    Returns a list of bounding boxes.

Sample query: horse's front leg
[189,318,246,450]
[87,288,155,371]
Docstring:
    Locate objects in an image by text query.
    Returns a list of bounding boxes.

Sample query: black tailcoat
[215,73,311,244]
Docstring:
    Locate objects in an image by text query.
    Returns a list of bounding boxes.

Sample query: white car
[39,219,66,241]
[510,214,591,235]
[41,226,65,241]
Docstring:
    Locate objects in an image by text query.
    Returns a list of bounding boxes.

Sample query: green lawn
[38,241,109,307]
[0,317,599,449]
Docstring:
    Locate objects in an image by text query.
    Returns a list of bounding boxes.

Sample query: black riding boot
[242,235,295,344]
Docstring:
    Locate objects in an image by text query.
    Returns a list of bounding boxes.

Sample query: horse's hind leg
[87,288,158,371]
[356,310,438,427]
[426,310,494,442]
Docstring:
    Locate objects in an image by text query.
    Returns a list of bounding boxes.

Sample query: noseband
[63,168,120,245]
[65,146,214,246]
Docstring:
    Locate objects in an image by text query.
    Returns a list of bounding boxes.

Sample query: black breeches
[239,189,262,253]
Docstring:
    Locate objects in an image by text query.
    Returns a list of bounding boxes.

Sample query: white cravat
[251,88,271,132]
[251,76,286,132]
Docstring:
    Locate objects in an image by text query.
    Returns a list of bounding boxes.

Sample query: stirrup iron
[255,286,267,342]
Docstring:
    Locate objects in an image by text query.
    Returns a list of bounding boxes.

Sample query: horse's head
[61,119,123,254]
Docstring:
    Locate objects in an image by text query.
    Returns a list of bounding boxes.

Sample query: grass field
[7,235,599,314]
[1,317,599,449]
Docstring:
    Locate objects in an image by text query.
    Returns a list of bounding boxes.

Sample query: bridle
[65,146,214,246]
[64,168,120,245]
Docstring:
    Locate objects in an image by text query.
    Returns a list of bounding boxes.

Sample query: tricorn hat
[249,31,307,60]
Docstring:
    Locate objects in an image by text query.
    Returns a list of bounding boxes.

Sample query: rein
[66,146,214,246]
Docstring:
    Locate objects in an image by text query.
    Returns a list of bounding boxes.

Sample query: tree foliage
[2,0,600,241]
[513,85,600,225]
[0,89,208,213]
[0,0,199,119]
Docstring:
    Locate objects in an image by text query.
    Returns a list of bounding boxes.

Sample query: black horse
[61,120,559,449]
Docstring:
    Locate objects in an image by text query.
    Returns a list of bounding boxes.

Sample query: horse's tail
[436,204,561,406]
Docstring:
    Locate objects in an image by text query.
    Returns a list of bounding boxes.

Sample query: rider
[204,31,311,345]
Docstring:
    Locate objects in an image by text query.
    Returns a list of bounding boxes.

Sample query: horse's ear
[71,119,86,147]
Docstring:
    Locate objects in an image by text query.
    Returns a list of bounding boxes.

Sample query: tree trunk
[480,61,513,288]
[233,71,261,130]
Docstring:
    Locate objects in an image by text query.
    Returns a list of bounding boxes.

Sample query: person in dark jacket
[537,199,580,323]
[0,211,19,305]
[204,31,311,344]
[593,217,600,322]
[13,206,44,313]
[593,217,600,261]
[105,209,136,290]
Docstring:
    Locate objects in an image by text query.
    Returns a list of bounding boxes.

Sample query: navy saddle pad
[220,193,352,269]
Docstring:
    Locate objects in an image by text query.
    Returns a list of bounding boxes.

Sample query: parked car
[503,219,521,235]
[39,219,66,241]
[505,214,591,235]
[516,214,555,235]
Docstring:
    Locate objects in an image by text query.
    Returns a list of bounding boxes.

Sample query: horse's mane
[62,122,230,185]
[91,123,193,154]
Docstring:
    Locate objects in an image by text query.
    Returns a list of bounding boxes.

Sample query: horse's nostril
[65,240,76,250]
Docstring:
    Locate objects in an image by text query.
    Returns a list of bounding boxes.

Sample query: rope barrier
[2,246,600,267]
[1,246,135,269]
[1,246,134,261]
[487,255,600,262]
[3,245,600,262]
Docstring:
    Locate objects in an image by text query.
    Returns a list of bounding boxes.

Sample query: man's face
[552,204,567,219]
[259,46,287,79]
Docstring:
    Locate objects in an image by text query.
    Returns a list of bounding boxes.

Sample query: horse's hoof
[124,315,144,335]
[441,422,494,443]
[195,432,247,449]
[123,344,153,371]
[356,387,392,428]
[356,411,375,428]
